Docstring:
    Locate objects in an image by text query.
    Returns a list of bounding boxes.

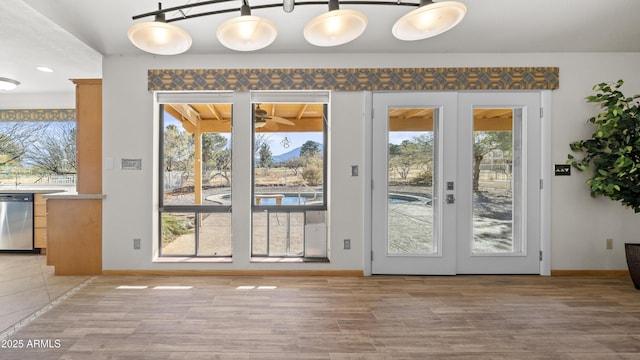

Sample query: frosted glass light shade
[304,9,368,47]
[128,21,192,55]
[0,77,20,91]
[392,1,466,41]
[217,15,278,51]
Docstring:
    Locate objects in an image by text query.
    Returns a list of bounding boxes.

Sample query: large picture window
[252,102,327,208]
[157,91,329,260]
[0,119,76,191]
[158,93,233,257]
[250,96,328,258]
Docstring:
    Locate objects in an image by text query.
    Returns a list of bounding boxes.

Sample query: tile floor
[0,254,90,335]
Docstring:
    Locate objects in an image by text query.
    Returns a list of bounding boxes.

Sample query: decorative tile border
[0,276,96,341]
[0,109,75,122]
[148,67,559,92]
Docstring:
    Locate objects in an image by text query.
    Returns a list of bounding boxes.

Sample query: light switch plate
[104,157,114,170]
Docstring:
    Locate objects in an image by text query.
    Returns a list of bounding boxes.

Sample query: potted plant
[567,80,640,288]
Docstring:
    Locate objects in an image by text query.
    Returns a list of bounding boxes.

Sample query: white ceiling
[1,0,639,108]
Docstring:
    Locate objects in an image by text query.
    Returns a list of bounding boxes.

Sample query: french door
[371,92,541,275]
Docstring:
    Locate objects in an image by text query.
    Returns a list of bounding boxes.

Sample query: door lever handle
[446,194,455,204]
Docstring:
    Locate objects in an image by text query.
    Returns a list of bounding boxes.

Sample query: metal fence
[0,173,76,186]
[164,171,188,192]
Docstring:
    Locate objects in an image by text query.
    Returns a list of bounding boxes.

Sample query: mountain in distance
[272,143,324,163]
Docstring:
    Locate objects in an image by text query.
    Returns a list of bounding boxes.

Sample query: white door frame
[370,92,458,275]
[364,91,552,276]
[456,92,541,274]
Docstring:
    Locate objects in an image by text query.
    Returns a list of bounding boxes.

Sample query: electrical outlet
[344,239,351,250]
[606,238,613,250]
[133,238,141,250]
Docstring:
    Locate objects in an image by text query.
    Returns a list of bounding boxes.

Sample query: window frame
[157,93,234,257]
[250,102,328,213]
[249,91,330,258]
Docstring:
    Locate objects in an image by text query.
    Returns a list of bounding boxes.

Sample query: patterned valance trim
[148,67,559,92]
[0,109,75,122]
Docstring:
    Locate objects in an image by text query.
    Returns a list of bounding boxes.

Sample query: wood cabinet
[33,194,47,252]
[72,78,102,195]
[45,78,103,275]
[46,198,102,275]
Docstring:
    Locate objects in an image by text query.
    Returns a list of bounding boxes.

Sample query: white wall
[102,52,640,272]
[0,92,75,109]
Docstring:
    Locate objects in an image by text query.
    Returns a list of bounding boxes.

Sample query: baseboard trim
[102,269,364,277]
[551,270,629,276]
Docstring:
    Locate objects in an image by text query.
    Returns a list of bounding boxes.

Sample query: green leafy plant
[301,154,323,186]
[161,213,193,245]
[568,80,640,212]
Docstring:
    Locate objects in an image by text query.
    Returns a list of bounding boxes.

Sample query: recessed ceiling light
[36,66,54,73]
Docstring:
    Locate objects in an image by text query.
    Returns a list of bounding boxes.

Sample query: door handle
[446,194,455,204]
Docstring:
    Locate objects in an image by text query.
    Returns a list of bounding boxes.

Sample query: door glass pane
[387,107,436,255]
[472,108,518,253]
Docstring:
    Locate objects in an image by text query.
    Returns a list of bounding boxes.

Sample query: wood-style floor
[2,274,640,359]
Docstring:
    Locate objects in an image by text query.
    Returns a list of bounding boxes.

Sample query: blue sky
[260,132,323,155]
[389,131,429,145]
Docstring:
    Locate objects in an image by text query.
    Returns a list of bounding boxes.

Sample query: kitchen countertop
[0,189,105,199]
[0,189,66,195]
[42,193,106,200]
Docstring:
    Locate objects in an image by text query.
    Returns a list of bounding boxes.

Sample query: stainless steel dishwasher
[0,193,34,251]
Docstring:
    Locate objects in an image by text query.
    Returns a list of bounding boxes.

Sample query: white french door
[371,92,457,275]
[371,92,542,275]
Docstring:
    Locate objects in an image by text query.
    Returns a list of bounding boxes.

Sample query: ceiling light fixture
[393,0,466,41]
[283,0,295,13]
[129,0,466,54]
[36,66,54,73]
[216,0,278,51]
[304,0,368,47]
[0,77,20,91]
[128,3,192,55]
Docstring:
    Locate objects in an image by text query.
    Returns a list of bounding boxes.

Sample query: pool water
[388,194,423,204]
[258,195,320,205]
[221,194,321,205]
[220,193,423,205]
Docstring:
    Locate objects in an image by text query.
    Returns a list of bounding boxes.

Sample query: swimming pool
[220,193,322,205]
[388,194,421,204]
[212,193,425,205]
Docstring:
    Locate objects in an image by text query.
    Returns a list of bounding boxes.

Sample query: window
[0,119,76,190]
[158,93,233,257]
[472,108,521,254]
[250,94,329,258]
[156,91,329,260]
